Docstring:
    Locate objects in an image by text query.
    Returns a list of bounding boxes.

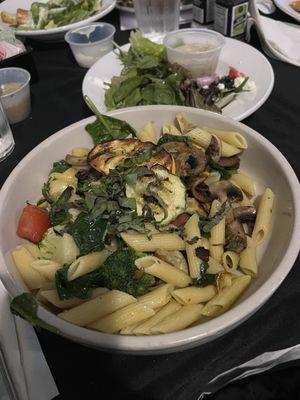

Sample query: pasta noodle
[202,126,248,149]
[209,200,225,246]
[151,304,204,334]
[135,256,191,288]
[137,284,174,309]
[201,275,251,317]
[67,249,111,281]
[172,285,217,305]
[136,122,157,144]
[230,172,256,196]
[58,290,136,326]
[239,236,258,277]
[31,259,61,281]
[252,188,274,245]
[184,213,202,279]
[222,251,240,273]
[121,232,185,252]
[155,250,189,274]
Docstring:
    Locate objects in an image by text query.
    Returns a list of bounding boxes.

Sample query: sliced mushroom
[191,180,212,203]
[233,206,256,223]
[218,155,240,169]
[206,135,222,162]
[209,181,243,204]
[225,219,247,253]
[162,142,207,177]
[65,154,88,167]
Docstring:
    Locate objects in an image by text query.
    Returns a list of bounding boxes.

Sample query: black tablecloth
[1,8,300,400]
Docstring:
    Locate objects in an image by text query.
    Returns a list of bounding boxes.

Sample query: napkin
[0,282,59,400]
[247,0,300,66]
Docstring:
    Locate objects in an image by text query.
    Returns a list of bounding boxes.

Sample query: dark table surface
[1,7,300,400]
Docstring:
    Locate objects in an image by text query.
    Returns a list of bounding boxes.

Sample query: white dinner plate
[116,2,192,13]
[0,0,116,41]
[274,0,300,22]
[82,36,274,121]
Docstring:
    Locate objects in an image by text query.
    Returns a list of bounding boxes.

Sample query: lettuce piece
[129,31,167,61]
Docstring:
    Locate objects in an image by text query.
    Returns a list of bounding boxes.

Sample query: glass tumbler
[134,0,181,37]
[0,100,15,162]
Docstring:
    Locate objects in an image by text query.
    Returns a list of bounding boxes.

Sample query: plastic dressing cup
[65,22,116,68]
[163,28,225,78]
[0,67,31,124]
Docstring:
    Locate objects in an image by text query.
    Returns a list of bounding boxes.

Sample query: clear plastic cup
[163,28,225,78]
[0,99,15,162]
[134,0,180,38]
[65,22,116,69]
[0,67,31,124]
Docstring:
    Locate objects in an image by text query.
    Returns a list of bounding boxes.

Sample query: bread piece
[1,11,17,25]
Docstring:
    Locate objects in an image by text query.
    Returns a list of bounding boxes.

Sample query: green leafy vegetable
[50,160,71,174]
[49,186,73,226]
[208,158,237,180]
[157,134,190,145]
[55,248,155,300]
[199,203,230,233]
[68,212,107,256]
[10,293,58,333]
[193,274,217,287]
[85,96,136,144]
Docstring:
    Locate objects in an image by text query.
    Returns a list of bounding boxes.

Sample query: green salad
[2,0,102,30]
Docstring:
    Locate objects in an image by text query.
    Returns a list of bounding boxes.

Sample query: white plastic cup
[0,99,15,162]
[0,67,31,124]
[163,28,225,78]
[65,22,116,68]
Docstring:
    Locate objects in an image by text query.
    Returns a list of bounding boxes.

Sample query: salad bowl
[0,105,299,354]
[0,0,116,42]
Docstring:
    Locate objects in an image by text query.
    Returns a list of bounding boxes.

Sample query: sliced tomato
[16,204,51,244]
[171,213,190,227]
[229,67,245,79]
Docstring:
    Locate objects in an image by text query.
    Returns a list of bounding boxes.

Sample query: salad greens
[104,31,253,113]
[13,0,102,30]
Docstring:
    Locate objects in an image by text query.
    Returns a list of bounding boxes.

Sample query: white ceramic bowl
[0,0,116,42]
[0,105,299,354]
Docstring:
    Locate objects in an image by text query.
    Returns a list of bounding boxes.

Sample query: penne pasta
[239,236,258,277]
[209,200,225,246]
[67,249,111,281]
[88,303,155,333]
[121,232,185,252]
[155,250,189,274]
[151,304,204,334]
[184,213,202,279]
[252,188,274,245]
[133,300,182,335]
[137,284,174,309]
[58,290,136,326]
[71,147,90,157]
[201,275,251,317]
[222,251,240,273]
[230,172,256,196]
[135,256,191,288]
[31,259,61,281]
[136,122,158,144]
[202,126,248,149]
[185,127,212,149]
[172,285,217,305]
[209,244,224,263]
[207,256,224,274]
[39,287,108,310]
[11,245,47,289]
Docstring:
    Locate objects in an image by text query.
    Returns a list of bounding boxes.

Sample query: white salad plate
[0,0,116,41]
[274,0,300,22]
[82,36,274,121]
[0,105,299,354]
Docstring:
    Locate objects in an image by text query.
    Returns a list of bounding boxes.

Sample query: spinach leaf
[42,181,53,204]
[129,31,167,61]
[10,293,58,333]
[85,96,137,144]
[157,134,190,145]
[208,158,237,180]
[141,82,177,105]
[50,160,71,174]
[113,76,147,104]
[55,266,94,300]
[193,274,217,287]
[49,186,73,226]
[199,203,230,233]
[68,212,107,256]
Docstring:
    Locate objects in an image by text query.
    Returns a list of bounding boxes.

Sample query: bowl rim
[163,28,226,56]
[0,105,299,354]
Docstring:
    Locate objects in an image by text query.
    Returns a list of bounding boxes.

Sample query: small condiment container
[0,67,31,124]
[163,28,225,78]
[65,22,116,69]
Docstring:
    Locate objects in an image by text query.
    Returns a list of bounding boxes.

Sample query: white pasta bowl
[0,105,299,354]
